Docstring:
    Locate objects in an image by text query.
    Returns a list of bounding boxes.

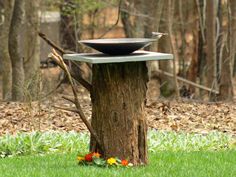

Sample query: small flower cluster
[77,152,132,167]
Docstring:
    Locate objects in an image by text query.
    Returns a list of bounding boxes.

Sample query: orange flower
[121,159,128,166]
[93,152,101,158]
[85,153,93,162]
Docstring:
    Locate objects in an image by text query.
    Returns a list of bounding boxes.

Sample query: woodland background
[0,0,235,136]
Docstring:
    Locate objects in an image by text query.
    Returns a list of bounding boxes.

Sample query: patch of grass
[0,151,235,177]
[0,130,235,158]
[148,130,234,152]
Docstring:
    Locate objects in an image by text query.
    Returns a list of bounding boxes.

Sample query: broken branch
[156,69,219,94]
[39,32,92,92]
[49,49,103,152]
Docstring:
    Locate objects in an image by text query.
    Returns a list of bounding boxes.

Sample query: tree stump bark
[90,62,148,165]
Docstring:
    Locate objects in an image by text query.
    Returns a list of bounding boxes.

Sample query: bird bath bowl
[79,38,157,55]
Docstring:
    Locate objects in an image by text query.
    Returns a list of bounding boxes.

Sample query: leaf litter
[0,85,235,137]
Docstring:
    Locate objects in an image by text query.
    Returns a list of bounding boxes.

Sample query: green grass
[1,130,235,158]
[0,131,235,177]
[0,151,235,177]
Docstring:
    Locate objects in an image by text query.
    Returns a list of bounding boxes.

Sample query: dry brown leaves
[0,85,235,136]
[146,100,236,135]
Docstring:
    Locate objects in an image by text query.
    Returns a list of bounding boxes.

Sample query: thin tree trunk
[167,0,180,99]
[186,1,199,95]
[218,1,234,101]
[0,0,13,100]
[206,0,217,101]
[218,35,234,101]
[24,0,40,100]
[60,0,77,51]
[9,0,25,101]
[120,0,134,38]
[229,0,236,76]
[197,0,207,99]
[158,1,175,97]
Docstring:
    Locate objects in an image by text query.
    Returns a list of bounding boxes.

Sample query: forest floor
[0,74,235,136]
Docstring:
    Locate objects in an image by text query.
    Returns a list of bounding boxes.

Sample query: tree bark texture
[186,1,199,94]
[167,0,180,99]
[90,62,148,165]
[218,36,234,101]
[229,0,236,76]
[206,0,217,100]
[0,0,13,100]
[60,0,77,51]
[158,2,175,97]
[218,0,235,101]
[120,0,135,38]
[24,0,41,100]
[9,0,25,101]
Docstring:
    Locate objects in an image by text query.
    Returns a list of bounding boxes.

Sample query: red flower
[85,153,93,162]
[121,159,128,166]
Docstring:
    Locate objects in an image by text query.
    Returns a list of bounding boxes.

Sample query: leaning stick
[49,49,103,152]
[38,32,92,92]
[156,69,219,94]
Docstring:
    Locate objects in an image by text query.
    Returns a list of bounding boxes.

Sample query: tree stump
[90,62,148,165]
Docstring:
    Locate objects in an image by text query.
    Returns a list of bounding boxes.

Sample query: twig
[38,32,92,92]
[39,78,64,100]
[71,72,92,92]
[38,32,67,54]
[98,0,122,38]
[62,96,75,104]
[49,49,103,152]
[54,106,78,113]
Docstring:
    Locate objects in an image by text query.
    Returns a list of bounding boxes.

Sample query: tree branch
[38,32,92,92]
[49,49,103,152]
[155,69,219,94]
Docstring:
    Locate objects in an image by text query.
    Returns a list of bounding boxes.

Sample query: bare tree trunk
[90,62,148,165]
[229,0,236,76]
[0,0,13,100]
[158,2,175,97]
[197,0,207,99]
[9,0,25,101]
[120,0,134,38]
[167,0,180,99]
[186,1,199,95]
[218,1,234,101]
[60,0,79,52]
[145,0,164,78]
[206,0,217,101]
[24,0,40,100]
[219,35,234,101]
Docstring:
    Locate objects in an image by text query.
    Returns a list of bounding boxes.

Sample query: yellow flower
[77,156,85,162]
[107,157,116,165]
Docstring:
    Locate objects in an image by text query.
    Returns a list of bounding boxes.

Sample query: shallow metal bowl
[79,38,157,55]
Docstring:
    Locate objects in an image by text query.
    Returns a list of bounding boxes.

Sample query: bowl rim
[79,38,157,44]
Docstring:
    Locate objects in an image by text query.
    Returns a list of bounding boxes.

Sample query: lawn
[0,130,235,177]
[0,151,235,177]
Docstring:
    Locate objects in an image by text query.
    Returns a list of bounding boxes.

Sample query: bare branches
[38,32,66,54]
[98,0,122,38]
[38,32,92,92]
[49,49,103,152]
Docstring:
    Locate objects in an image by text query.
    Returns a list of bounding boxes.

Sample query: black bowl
[79,38,157,55]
